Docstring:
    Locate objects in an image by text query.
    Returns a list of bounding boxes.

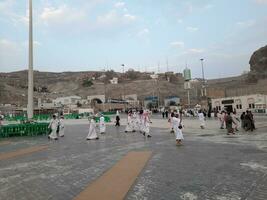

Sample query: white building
[110,77,118,84]
[212,94,267,113]
[53,96,82,106]
[150,74,159,79]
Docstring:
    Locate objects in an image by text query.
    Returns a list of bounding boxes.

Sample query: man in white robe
[169,112,175,133]
[173,114,183,144]
[99,115,106,134]
[0,112,4,126]
[132,111,138,132]
[198,110,205,129]
[231,111,240,131]
[87,117,99,140]
[48,115,59,140]
[125,112,134,132]
[142,110,151,137]
[220,111,226,129]
[59,116,65,137]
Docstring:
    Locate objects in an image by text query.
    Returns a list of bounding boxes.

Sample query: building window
[236,104,242,109]
[249,104,255,109]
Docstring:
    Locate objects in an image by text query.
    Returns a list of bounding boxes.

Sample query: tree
[125,70,139,80]
[82,79,93,87]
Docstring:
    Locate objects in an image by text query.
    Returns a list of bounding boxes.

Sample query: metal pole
[200,59,205,82]
[27,0,34,119]
[187,89,190,107]
[122,64,126,111]
[200,58,205,97]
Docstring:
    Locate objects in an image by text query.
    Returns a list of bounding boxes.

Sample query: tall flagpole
[27,0,34,119]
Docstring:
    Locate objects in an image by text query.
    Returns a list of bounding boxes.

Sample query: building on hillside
[144,96,158,109]
[124,94,139,107]
[110,77,118,84]
[164,96,180,107]
[87,95,105,104]
[124,94,138,101]
[53,96,82,106]
[37,98,57,109]
[211,94,267,113]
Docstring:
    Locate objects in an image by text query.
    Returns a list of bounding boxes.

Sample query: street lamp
[121,64,126,111]
[27,0,34,119]
[200,58,206,97]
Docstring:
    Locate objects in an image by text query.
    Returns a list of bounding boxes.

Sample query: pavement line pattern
[0,145,48,160]
[74,151,152,200]
[0,141,11,146]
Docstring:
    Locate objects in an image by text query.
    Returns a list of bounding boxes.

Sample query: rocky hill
[1,44,267,106]
[250,45,267,73]
[0,70,185,106]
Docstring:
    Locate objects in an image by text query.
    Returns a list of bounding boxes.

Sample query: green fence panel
[0,123,50,138]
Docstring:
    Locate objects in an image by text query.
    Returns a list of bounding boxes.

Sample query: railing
[0,122,50,138]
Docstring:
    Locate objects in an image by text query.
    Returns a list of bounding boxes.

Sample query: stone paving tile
[0,118,266,200]
[126,134,267,200]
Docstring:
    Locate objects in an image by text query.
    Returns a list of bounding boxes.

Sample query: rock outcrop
[249,45,267,73]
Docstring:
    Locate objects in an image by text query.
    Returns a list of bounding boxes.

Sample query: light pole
[121,64,126,111]
[27,0,34,119]
[200,58,206,97]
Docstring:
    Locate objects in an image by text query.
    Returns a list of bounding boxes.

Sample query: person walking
[169,112,175,133]
[87,116,99,140]
[247,111,255,131]
[115,112,120,126]
[165,110,169,119]
[142,110,151,138]
[48,114,59,140]
[225,112,235,135]
[125,111,134,132]
[173,114,183,145]
[220,111,226,129]
[59,116,65,137]
[99,114,106,134]
[240,112,246,129]
[0,112,4,126]
[198,110,205,129]
[232,111,240,132]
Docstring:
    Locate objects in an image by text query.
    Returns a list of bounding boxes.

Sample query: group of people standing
[218,110,256,135]
[125,110,152,138]
[48,114,65,140]
[240,111,256,131]
[86,114,106,140]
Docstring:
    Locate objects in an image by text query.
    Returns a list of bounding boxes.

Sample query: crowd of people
[217,110,256,135]
[30,107,259,143]
[46,109,186,146]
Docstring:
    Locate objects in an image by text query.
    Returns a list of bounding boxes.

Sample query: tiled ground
[0,117,266,200]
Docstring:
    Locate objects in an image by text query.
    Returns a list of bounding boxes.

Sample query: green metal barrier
[101,111,116,115]
[95,116,111,123]
[0,123,50,138]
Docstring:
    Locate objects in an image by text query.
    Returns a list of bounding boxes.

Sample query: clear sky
[0,0,267,79]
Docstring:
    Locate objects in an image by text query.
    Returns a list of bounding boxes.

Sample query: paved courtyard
[0,115,267,200]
